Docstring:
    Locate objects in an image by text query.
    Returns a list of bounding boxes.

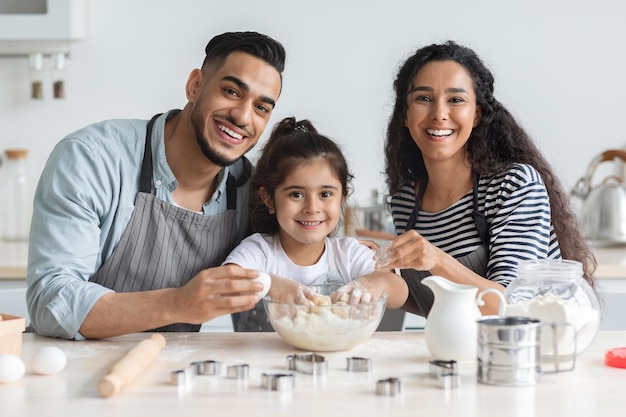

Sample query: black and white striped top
[390,163,561,286]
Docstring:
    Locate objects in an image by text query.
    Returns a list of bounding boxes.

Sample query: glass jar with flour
[503,259,600,359]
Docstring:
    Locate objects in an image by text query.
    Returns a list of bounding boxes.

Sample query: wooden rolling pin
[97,333,166,398]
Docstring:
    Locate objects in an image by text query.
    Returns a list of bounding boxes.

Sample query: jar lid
[29,53,43,71]
[52,52,66,70]
[5,149,28,159]
[605,347,626,369]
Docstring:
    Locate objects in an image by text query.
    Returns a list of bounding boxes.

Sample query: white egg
[253,272,271,298]
[0,354,25,383]
[30,346,67,376]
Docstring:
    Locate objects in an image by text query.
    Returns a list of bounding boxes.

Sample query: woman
[377,41,596,316]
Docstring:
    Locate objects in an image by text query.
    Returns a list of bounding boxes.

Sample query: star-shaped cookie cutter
[286,353,328,375]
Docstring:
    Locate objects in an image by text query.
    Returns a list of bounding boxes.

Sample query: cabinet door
[597,279,626,330]
[0,0,85,41]
[0,284,28,324]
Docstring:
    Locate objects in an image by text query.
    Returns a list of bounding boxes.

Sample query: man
[26,31,286,340]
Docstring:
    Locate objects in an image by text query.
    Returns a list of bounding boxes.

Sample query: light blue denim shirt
[26,110,250,340]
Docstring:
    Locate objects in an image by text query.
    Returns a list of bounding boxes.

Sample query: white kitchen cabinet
[0,241,29,322]
[0,0,85,41]
[592,246,626,330]
[0,280,29,325]
[595,278,626,330]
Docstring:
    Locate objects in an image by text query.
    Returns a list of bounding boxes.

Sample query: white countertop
[592,245,626,278]
[2,331,625,416]
[2,241,624,280]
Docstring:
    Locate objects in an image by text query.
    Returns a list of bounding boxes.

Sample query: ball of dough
[30,346,67,376]
[253,272,271,298]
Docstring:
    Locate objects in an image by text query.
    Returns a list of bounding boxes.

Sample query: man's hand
[172,264,265,324]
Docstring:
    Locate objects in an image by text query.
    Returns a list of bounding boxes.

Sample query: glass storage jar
[1,149,32,241]
[503,259,600,358]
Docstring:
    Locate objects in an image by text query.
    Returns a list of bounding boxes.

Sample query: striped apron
[89,113,247,332]
[400,173,489,317]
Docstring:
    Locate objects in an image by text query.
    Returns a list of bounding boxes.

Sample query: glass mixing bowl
[264,284,387,352]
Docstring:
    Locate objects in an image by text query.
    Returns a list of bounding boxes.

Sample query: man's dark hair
[202,31,286,75]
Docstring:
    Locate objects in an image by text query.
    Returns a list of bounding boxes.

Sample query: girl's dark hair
[250,116,353,235]
[383,40,596,283]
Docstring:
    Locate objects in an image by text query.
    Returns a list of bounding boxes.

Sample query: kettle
[571,149,626,244]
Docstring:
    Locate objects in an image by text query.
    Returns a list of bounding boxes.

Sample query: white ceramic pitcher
[422,276,481,361]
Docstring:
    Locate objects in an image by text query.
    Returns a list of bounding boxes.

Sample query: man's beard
[196,134,236,167]
[191,109,251,167]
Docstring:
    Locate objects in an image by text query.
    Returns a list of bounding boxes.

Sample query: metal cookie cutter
[429,359,461,389]
[226,364,250,380]
[346,357,372,372]
[376,377,402,396]
[286,353,328,375]
[170,368,193,386]
[191,360,222,376]
[261,373,295,391]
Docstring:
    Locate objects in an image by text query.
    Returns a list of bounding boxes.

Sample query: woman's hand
[373,230,505,315]
[374,229,442,271]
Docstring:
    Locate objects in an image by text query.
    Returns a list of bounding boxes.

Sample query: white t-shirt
[223,233,376,286]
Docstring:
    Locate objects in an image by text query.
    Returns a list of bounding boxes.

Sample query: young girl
[224,116,408,332]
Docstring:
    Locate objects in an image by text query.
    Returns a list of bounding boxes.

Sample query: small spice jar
[52,52,66,99]
[29,53,44,100]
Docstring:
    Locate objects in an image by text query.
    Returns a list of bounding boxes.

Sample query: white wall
[1,0,625,207]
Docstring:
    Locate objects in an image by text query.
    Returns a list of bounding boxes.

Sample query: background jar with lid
[29,53,44,100]
[1,149,32,241]
[52,52,66,99]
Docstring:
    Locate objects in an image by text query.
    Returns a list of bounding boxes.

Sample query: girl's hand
[266,274,317,305]
[330,278,384,305]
